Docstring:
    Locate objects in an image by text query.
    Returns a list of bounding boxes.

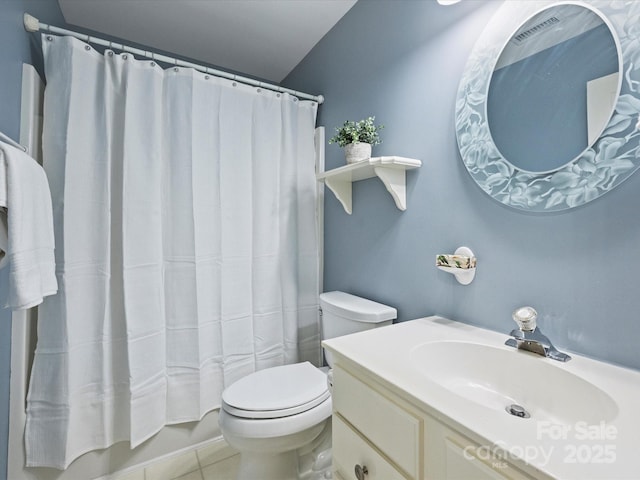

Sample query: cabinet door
[333,367,421,477]
[424,416,536,480]
[443,437,532,480]
[333,415,408,480]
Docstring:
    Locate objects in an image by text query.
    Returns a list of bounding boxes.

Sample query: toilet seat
[222,362,329,419]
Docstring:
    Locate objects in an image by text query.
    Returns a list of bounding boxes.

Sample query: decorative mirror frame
[455,0,640,212]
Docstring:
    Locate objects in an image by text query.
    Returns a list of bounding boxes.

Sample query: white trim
[7,63,43,480]
[315,127,325,300]
[315,127,325,366]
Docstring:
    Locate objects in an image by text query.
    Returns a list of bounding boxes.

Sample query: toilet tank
[320,291,397,367]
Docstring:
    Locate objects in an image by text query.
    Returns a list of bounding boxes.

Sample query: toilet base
[228,419,332,480]
[237,450,299,480]
[298,420,332,480]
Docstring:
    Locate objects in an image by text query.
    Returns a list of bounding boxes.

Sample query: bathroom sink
[324,316,640,479]
[409,341,618,425]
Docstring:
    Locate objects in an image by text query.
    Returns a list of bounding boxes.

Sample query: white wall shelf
[316,156,421,214]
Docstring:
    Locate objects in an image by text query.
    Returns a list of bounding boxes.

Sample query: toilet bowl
[219,362,332,480]
[218,291,397,480]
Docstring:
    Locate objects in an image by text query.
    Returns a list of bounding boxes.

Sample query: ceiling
[57,0,358,83]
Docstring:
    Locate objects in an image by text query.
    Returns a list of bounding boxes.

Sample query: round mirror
[455,0,640,212]
[487,4,619,174]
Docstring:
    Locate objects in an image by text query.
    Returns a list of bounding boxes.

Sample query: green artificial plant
[328,116,384,147]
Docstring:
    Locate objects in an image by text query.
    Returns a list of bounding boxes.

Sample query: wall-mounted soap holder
[436,246,476,285]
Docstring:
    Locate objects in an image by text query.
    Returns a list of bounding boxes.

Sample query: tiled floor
[112,440,240,480]
[110,420,332,480]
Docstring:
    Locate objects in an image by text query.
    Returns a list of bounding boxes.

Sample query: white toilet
[218,291,397,480]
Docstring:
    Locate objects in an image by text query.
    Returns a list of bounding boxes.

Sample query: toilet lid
[222,362,330,419]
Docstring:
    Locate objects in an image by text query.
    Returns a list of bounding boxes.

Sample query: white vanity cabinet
[330,360,537,480]
[325,316,640,480]
[332,366,422,479]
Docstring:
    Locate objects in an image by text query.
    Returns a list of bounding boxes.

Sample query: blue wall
[284,0,640,372]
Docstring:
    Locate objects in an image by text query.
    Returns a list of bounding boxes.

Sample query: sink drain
[505,404,530,418]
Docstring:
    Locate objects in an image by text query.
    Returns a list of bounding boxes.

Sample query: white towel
[0,142,57,309]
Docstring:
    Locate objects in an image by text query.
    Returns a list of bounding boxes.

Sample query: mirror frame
[455,0,640,212]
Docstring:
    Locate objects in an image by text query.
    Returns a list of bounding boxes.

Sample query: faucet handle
[512,306,537,331]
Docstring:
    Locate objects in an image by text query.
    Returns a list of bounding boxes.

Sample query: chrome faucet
[505,307,571,362]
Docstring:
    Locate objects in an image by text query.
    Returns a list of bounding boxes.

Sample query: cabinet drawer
[333,367,421,477]
[333,415,407,480]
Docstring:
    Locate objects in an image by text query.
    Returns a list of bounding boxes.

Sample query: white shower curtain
[25,35,320,469]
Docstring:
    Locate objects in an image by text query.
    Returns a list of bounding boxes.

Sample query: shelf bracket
[324,177,353,215]
[373,166,407,211]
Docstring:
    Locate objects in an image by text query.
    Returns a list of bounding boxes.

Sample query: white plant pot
[344,142,372,164]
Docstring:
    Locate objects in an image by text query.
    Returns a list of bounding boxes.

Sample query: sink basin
[410,341,618,425]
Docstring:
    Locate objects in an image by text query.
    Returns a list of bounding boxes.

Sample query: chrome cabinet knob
[354,464,368,480]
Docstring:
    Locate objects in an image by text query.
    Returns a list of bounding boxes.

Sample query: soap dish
[436,246,476,285]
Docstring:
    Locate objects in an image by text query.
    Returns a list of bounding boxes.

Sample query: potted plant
[328,116,384,164]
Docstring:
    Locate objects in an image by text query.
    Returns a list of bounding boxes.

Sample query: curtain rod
[23,13,324,105]
[0,131,28,153]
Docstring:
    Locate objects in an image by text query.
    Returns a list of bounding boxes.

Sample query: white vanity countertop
[322,316,640,480]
